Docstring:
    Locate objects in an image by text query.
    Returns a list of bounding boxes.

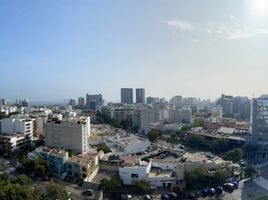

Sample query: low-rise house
[28,146,69,176]
[66,149,100,182]
[119,156,176,188]
[107,133,151,154]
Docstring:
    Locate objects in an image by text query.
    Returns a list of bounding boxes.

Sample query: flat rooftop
[68,149,98,164]
[148,168,174,178]
[188,130,246,141]
[182,152,224,164]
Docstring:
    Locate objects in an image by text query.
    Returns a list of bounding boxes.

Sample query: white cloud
[205,15,268,40]
[166,20,193,31]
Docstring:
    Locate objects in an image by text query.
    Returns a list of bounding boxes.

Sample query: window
[131,174,138,178]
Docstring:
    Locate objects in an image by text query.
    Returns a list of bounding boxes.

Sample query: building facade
[250,95,268,159]
[28,146,69,176]
[44,117,90,154]
[121,88,133,104]
[136,88,145,104]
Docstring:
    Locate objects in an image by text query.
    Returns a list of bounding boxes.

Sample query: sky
[1,0,268,102]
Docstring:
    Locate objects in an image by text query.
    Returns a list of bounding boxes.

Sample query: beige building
[44,117,90,154]
[66,149,100,182]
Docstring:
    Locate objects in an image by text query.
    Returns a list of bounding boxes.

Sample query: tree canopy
[100,176,122,192]
[0,173,68,200]
[192,118,205,128]
[133,180,151,194]
[97,143,112,154]
[210,139,229,153]
[184,167,208,190]
[148,129,161,142]
[223,148,243,162]
[186,135,205,149]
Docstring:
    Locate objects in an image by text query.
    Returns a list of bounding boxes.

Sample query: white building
[107,133,151,154]
[44,117,90,154]
[119,156,176,188]
[1,117,34,140]
[0,133,32,156]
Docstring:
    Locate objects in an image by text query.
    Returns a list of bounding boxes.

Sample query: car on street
[160,194,170,200]
[168,192,177,199]
[82,189,94,196]
[208,187,216,195]
[143,194,152,200]
[216,186,223,194]
[223,183,235,191]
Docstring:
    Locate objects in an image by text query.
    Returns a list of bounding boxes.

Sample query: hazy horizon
[1,0,268,101]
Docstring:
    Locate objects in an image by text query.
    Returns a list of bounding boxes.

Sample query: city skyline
[2,0,268,101]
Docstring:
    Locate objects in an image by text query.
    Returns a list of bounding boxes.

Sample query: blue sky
[1,0,268,102]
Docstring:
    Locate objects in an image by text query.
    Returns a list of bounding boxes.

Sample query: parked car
[223,183,235,191]
[187,192,197,199]
[202,188,209,197]
[143,194,152,200]
[3,161,10,165]
[232,181,239,189]
[82,189,94,196]
[120,194,132,200]
[208,187,216,195]
[216,186,223,194]
[168,192,177,199]
[160,194,170,200]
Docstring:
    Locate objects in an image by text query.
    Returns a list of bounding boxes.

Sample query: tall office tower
[44,117,90,154]
[68,99,76,108]
[218,94,233,116]
[136,88,145,104]
[121,88,133,104]
[146,97,159,105]
[86,94,103,108]
[78,97,85,107]
[250,95,268,159]
[0,99,7,106]
[233,96,250,120]
[169,96,183,107]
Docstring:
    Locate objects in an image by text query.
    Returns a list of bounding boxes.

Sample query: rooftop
[68,149,98,165]
[188,130,246,141]
[148,168,174,178]
[217,127,235,135]
[35,146,68,157]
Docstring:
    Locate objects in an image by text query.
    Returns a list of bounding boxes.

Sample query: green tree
[167,133,180,144]
[16,174,32,186]
[184,167,209,190]
[41,183,68,200]
[210,139,229,153]
[100,176,121,192]
[181,125,191,132]
[148,129,161,142]
[133,180,151,194]
[223,148,243,162]
[187,135,205,149]
[97,143,111,153]
[212,170,227,185]
[0,173,9,181]
[192,118,205,127]
[2,183,34,200]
